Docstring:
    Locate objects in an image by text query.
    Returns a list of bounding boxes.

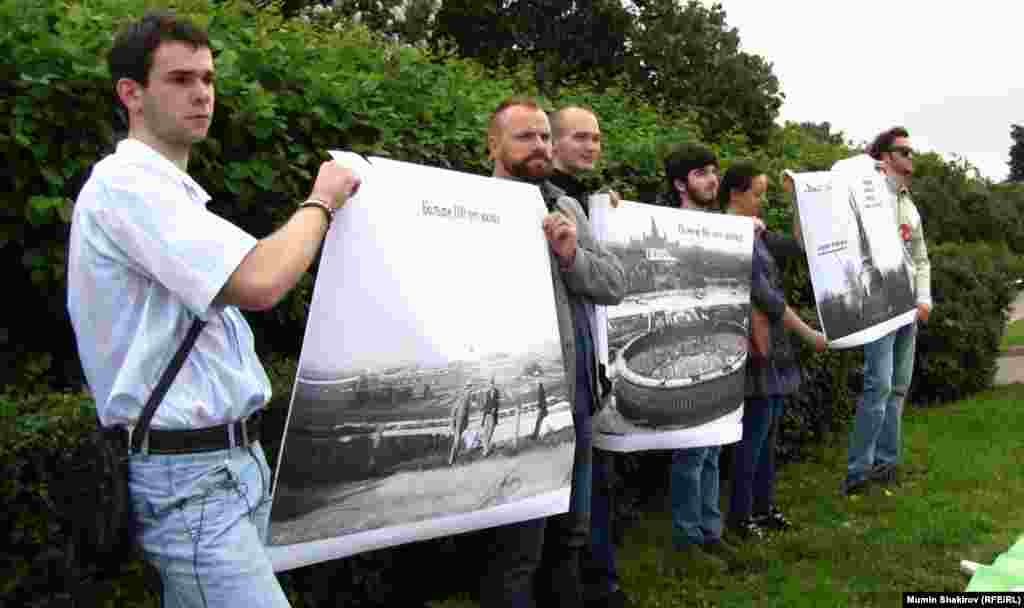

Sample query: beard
[687,185,717,208]
[884,165,912,190]
[503,152,552,182]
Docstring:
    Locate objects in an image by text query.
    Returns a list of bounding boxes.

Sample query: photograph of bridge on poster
[589,199,754,451]
[266,155,574,566]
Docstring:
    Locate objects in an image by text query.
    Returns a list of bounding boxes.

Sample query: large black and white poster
[589,196,753,452]
[788,161,916,348]
[266,154,572,571]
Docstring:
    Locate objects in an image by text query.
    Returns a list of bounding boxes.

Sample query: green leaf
[25,196,62,227]
[39,166,64,187]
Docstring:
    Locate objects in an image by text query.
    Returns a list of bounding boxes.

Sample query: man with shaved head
[549,106,602,209]
[549,104,630,608]
[468,96,624,608]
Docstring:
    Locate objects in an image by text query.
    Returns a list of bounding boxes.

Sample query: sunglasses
[888,145,914,159]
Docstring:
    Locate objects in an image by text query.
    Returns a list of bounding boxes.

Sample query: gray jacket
[544,184,626,413]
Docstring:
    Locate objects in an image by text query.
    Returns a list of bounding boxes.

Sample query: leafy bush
[4,0,705,393]
[912,153,1024,255]
[0,388,159,607]
[912,241,1024,404]
[0,359,471,607]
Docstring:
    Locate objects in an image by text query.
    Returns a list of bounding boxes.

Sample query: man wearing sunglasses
[841,126,932,496]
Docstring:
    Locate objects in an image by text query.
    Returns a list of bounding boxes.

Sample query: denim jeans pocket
[175,464,238,539]
[130,457,240,549]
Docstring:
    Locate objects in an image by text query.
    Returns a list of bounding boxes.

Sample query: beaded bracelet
[298,198,334,224]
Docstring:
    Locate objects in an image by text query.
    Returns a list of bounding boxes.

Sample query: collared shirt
[890,183,932,306]
[67,138,271,430]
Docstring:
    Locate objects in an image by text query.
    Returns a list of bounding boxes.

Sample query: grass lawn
[1001,319,1024,351]
[432,385,1024,607]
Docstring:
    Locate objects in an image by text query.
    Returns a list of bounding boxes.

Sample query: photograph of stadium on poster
[265,155,571,571]
[588,196,754,452]
[787,165,916,349]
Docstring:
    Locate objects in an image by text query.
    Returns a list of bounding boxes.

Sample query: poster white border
[593,404,742,452]
[268,488,569,572]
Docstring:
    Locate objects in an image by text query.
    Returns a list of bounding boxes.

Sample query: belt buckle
[227,419,236,450]
[126,424,151,456]
[240,417,249,447]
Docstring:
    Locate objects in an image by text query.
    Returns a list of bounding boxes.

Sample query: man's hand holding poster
[588,195,754,452]
[787,162,917,349]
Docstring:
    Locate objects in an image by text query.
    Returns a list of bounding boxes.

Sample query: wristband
[299,198,334,224]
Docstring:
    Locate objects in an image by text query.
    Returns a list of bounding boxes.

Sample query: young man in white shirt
[67,10,359,607]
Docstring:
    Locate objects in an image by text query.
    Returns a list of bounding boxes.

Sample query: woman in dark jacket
[721,162,826,538]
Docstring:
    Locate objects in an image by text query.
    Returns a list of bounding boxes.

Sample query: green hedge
[3,0,711,394]
[0,368,473,607]
[912,241,1024,404]
[0,389,156,606]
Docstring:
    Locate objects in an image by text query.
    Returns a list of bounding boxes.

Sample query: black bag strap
[130,318,207,452]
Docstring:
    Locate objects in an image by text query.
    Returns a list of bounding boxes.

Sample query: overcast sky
[710,0,1022,182]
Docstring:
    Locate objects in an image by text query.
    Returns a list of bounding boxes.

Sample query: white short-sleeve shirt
[67,139,272,430]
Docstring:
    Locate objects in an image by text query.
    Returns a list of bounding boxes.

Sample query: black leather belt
[133,412,262,455]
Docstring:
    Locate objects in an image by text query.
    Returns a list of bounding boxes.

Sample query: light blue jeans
[670,445,722,547]
[128,441,290,608]
[847,322,917,484]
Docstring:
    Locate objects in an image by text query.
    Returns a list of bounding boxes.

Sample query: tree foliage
[912,152,1024,253]
[285,0,440,44]
[431,0,633,97]
[796,121,847,147]
[1009,123,1024,182]
[3,0,704,392]
[625,0,783,146]
[430,0,783,145]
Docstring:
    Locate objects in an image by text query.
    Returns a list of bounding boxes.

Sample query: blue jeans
[128,441,289,608]
[583,449,618,600]
[670,445,722,547]
[729,397,784,524]
[848,322,917,483]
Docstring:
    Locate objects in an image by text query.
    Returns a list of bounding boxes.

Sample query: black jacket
[548,170,592,217]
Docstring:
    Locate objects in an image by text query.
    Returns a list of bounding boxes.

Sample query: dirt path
[995,291,1024,384]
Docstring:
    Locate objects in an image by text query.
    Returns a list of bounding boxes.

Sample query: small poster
[788,160,916,348]
[266,154,572,571]
[589,196,753,452]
